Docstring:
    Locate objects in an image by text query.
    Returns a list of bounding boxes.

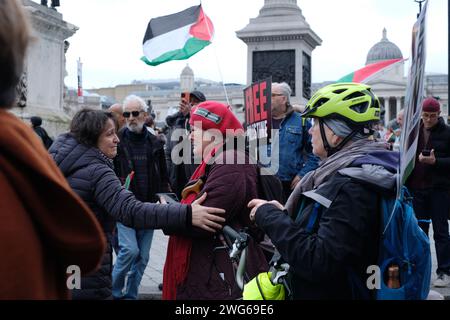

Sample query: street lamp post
[414,0,425,18]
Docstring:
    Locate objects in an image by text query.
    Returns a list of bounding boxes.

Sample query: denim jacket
[263,110,319,182]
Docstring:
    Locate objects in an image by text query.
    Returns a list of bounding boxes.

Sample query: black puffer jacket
[49,133,191,300]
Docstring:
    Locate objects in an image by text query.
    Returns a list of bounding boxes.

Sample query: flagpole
[201,2,230,106]
[210,41,231,106]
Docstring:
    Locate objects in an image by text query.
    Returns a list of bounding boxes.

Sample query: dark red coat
[169,149,268,299]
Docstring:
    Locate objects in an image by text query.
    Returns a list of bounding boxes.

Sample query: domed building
[363,28,409,124]
[180,64,194,92]
[366,28,403,65]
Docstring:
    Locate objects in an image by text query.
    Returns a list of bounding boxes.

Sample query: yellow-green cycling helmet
[302,82,381,125]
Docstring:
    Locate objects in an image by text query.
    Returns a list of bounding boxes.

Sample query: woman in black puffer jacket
[49,109,225,300]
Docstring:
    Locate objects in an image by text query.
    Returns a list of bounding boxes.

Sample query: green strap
[301,117,306,126]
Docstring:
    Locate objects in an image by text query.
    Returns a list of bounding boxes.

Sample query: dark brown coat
[0,110,106,299]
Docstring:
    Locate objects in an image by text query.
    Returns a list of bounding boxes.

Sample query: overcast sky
[44,0,448,89]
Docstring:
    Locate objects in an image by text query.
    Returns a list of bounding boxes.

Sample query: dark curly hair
[70,108,117,147]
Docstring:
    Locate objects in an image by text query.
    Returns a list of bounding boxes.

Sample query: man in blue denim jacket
[268,82,319,200]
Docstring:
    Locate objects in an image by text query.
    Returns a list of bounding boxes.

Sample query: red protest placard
[244,77,272,141]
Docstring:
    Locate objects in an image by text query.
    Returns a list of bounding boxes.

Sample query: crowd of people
[1,0,449,300]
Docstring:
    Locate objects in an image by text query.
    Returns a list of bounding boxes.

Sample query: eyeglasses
[123,110,144,118]
[271,93,284,97]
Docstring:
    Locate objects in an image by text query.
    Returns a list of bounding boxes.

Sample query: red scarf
[162,149,218,300]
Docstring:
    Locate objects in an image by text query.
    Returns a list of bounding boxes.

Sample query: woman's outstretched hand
[191,192,226,232]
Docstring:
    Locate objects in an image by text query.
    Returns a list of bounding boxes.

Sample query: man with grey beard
[112,95,171,299]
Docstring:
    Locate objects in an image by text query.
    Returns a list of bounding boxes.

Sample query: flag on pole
[141,5,214,66]
[124,171,135,190]
[337,58,404,83]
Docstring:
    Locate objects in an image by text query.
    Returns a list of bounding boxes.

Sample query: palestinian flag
[123,171,134,190]
[337,58,404,83]
[141,5,214,66]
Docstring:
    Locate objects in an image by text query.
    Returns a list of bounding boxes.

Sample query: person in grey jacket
[49,108,225,300]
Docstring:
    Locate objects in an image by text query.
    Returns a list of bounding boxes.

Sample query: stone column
[12,0,79,137]
[396,96,402,115]
[384,97,391,124]
[236,0,321,105]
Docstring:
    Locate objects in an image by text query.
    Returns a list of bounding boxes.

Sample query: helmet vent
[343,91,365,101]
[372,98,380,109]
[313,98,329,108]
[350,102,369,114]
[333,89,347,94]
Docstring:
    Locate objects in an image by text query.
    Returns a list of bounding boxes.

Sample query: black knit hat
[30,116,42,127]
[190,90,206,103]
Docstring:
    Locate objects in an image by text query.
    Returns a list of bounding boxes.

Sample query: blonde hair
[0,0,32,108]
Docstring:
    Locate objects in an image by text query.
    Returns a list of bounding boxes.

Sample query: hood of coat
[50,133,113,177]
[339,150,399,193]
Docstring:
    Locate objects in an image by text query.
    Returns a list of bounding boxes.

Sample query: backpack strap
[293,197,322,230]
[381,197,398,257]
[306,203,322,233]
[293,198,306,223]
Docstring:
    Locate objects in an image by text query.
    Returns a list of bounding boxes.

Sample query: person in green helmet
[248,82,399,299]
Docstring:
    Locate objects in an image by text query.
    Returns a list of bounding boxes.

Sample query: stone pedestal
[236,0,321,104]
[11,0,79,137]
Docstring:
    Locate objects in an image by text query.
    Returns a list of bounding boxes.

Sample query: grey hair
[122,94,148,112]
[272,82,292,104]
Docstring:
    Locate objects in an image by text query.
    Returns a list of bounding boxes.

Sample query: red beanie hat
[422,97,440,112]
[190,101,243,135]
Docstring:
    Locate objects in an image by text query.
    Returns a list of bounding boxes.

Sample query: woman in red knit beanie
[162,101,268,300]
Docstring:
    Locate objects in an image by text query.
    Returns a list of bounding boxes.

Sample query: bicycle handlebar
[221,226,293,297]
[222,225,244,243]
[235,248,247,290]
[221,225,250,291]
